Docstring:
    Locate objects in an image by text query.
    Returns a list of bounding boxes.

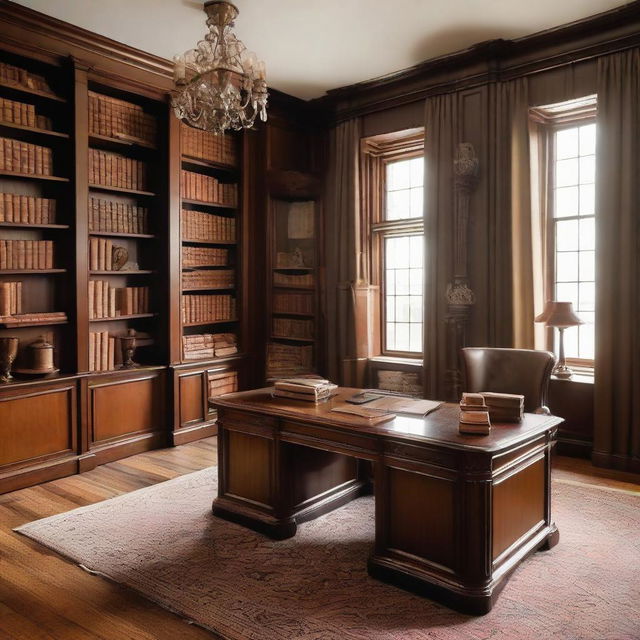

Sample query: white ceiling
[13,0,630,100]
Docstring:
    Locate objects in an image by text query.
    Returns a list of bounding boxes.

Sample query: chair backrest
[461,347,555,414]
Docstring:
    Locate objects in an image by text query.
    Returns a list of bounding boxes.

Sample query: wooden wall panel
[89,375,163,443]
[492,457,545,560]
[0,384,75,466]
[179,371,205,427]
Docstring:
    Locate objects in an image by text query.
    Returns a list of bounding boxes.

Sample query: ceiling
[13,0,630,100]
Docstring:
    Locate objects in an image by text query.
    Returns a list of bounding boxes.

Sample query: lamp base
[552,364,573,380]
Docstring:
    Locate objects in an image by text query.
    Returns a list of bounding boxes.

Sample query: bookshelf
[179,122,240,365]
[266,178,321,379]
[86,84,167,373]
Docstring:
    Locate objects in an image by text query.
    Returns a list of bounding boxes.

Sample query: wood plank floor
[0,439,638,640]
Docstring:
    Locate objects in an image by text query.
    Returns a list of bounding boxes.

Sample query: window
[532,96,597,367]
[382,157,424,354]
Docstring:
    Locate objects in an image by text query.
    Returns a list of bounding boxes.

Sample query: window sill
[551,371,594,385]
[369,355,422,368]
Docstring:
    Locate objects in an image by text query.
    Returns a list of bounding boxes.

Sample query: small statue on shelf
[291,247,305,268]
[0,337,18,383]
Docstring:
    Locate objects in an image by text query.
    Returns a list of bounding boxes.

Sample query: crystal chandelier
[172,1,268,134]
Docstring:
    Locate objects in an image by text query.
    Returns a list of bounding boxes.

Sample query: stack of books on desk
[481,392,524,423]
[459,392,491,435]
[273,377,337,403]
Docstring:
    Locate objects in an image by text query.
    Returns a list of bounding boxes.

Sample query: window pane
[383,233,424,354]
[555,186,579,217]
[386,189,410,220]
[410,187,423,218]
[579,155,595,184]
[579,123,596,155]
[555,282,578,308]
[556,252,579,281]
[556,220,579,251]
[579,184,595,215]
[579,282,595,312]
[563,325,579,359]
[579,218,595,250]
[387,160,410,190]
[556,128,579,159]
[556,158,579,187]
[579,251,595,282]
[410,157,424,187]
[579,323,595,360]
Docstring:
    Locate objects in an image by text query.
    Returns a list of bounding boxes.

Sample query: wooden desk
[211,388,562,614]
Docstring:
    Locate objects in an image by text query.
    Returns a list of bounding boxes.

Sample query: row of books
[181,123,238,167]
[272,317,314,340]
[266,342,313,378]
[0,240,54,270]
[89,237,127,271]
[209,370,238,398]
[182,294,236,325]
[0,137,53,175]
[0,311,66,325]
[0,193,56,224]
[180,170,238,207]
[182,333,238,360]
[273,272,314,287]
[273,292,313,315]
[89,197,148,235]
[89,91,157,146]
[182,246,228,268]
[182,269,234,290]
[88,149,147,191]
[1,97,52,130]
[181,209,236,243]
[0,62,56,97]
[88,280,150,319]
[89,330,118,372]
[273,378,336,403]
[0,281,21,315]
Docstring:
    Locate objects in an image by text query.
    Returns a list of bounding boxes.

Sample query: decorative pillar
[445,143,479,400]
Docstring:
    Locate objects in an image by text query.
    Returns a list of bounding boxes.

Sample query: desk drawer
[219,408,278,437]
[280,420,379,459]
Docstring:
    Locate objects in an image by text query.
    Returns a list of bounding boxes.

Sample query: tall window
[551,122,596,363]
[379,155,424,355]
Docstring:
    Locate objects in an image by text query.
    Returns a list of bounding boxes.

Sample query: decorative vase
[119,329,138,369]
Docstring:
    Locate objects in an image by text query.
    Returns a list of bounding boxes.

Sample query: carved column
[445,143,479,400]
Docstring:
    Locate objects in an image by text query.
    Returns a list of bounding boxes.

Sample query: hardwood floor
[0,439,638,640]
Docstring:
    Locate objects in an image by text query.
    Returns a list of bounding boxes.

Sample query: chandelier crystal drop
[172,1,268,134]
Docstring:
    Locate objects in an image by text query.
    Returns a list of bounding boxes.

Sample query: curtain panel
[323,118,364,385]
[593,49,640,472]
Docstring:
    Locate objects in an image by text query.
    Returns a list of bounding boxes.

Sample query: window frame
[532,99,597,370]
[363,133,424,358]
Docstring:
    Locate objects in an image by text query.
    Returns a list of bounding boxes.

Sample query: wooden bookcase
[0,6,321,491]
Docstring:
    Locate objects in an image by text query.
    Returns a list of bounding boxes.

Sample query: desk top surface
[212,387,563,453]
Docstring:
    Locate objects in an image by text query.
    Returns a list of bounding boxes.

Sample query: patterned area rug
[16,468,640,640]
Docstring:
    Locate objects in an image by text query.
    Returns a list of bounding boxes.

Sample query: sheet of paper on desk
[364,397,442,416]
[330,405,396,424]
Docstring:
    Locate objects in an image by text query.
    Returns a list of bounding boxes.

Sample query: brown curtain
[593,49,640,472]
[324,118,364,385]
[424,94,456,400]
[495,77,547,350]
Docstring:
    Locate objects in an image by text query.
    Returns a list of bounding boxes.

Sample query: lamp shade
[534,301,584,328]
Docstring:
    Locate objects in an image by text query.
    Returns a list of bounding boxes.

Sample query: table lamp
[535,301,584,379]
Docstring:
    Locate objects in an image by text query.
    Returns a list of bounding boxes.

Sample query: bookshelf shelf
[271,311,315,318]
[273,284,316,291]
[182,286,235,292]
[181,156,237,174]
[0,318,68,328]
[0,222,69,229]
[0,268,66,274]
[182,238,236,246]
[181,198,236,210]
[89,231,155,239]
[89,133,157,151]
[0,120,69,140]
[273,267,314,271]
[182,319,238,328]
[0,80,67,103]
[89,270,155,275]
[88,183,156,197]
[89,313,157,322]
[0,170,69,182]
[271,335,315,343]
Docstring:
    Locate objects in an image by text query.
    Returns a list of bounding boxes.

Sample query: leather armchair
[461,347,556,414]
